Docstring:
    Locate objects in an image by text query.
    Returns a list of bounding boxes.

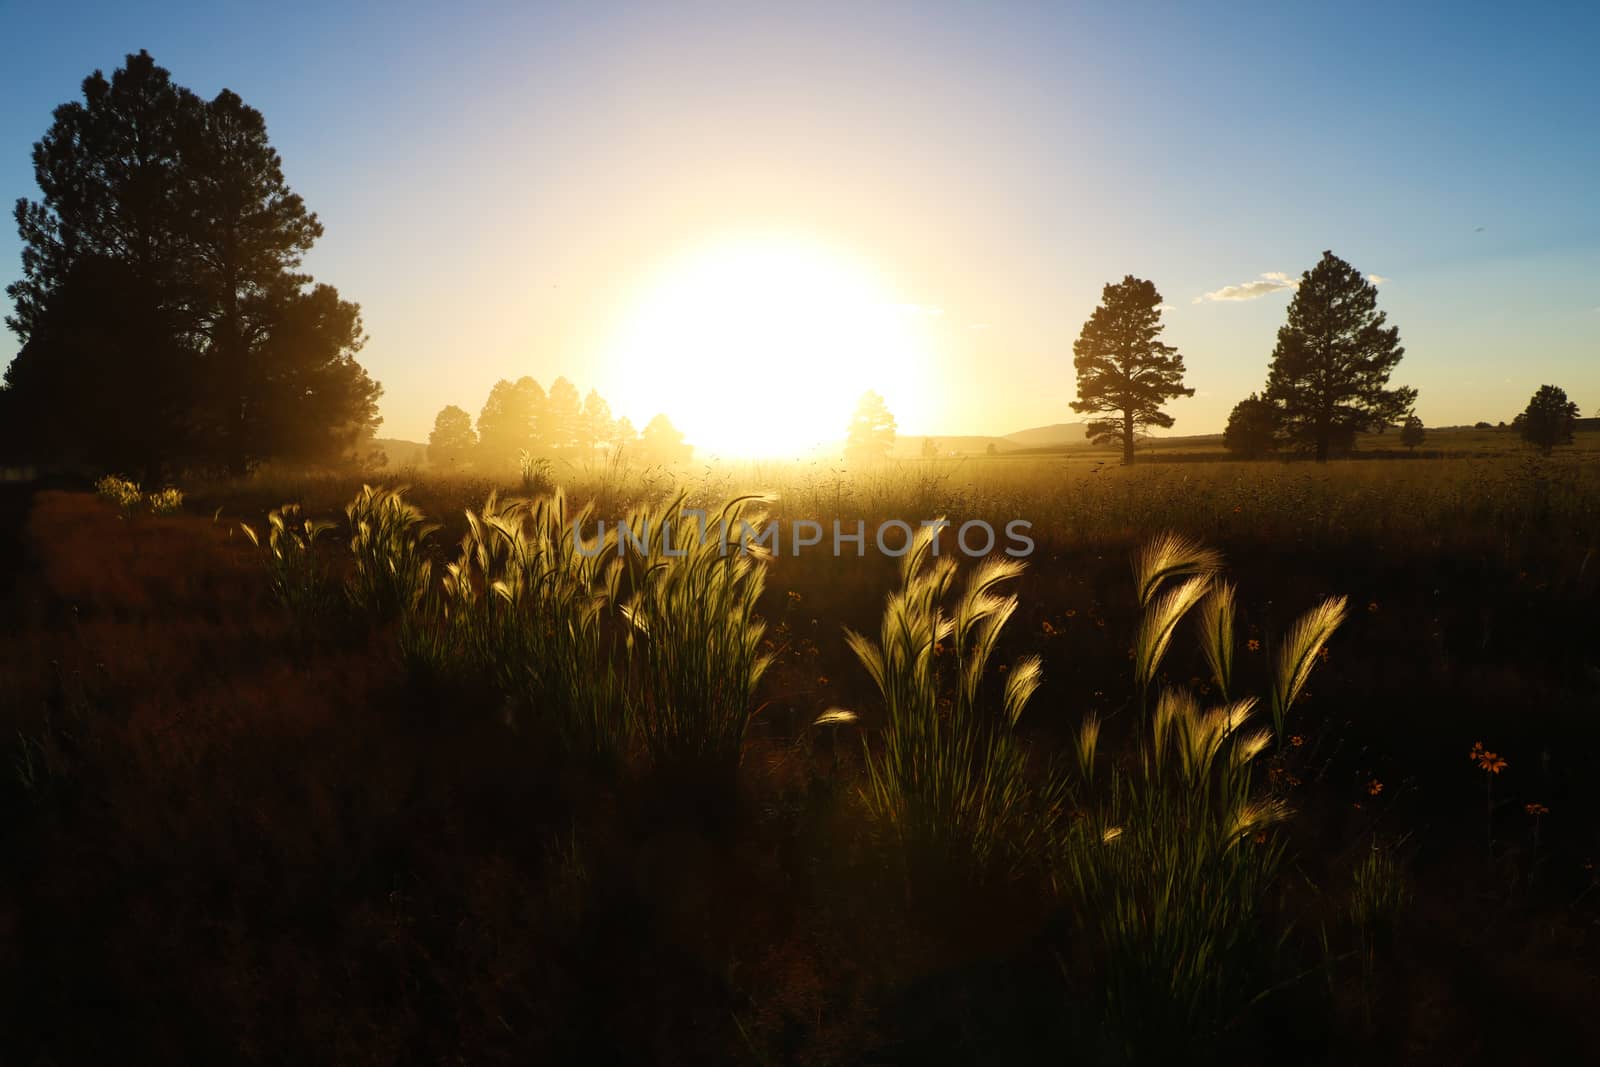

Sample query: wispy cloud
[1195,271,1299,303]
[1197,270,1391,303]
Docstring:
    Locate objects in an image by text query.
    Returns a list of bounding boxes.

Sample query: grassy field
[2,429,1598,1064]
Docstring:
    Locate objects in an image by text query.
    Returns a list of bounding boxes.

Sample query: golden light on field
[601,232,936,458]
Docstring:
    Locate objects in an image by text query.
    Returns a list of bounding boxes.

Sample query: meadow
[2,430,1598,1064]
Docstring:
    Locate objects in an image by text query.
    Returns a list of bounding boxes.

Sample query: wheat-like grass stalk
[1075,711,1101,788]
[344,485,440,622]
[1132,531,1223,609]
[241,504,339,622]
[1195,580,1237,700]
[618,492,775,780]
[1133,574,1212,697]
[1269,595,1348,737]
[844,525,1057,881]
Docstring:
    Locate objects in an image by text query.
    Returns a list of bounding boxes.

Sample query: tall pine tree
[1070,276,1191,465]
[3,51,380,474]
[1262,251,1415,461]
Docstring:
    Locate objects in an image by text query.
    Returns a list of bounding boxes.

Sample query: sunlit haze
[601,232,937,456]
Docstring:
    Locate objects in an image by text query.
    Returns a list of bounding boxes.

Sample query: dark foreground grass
[2,452,1599,1064]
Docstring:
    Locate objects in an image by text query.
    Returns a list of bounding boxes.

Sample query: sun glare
[602,232,936,458]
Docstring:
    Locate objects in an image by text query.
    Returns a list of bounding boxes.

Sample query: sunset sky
[3,1,1596,452]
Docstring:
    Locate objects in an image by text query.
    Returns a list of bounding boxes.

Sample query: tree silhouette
[578,388,615,458]
[1262,252,1415,462]
[476,377,545,468]
[845,390,896,464]
[1070,276,1191,465]
[427,405,477,470]
[640,413,691,463]
[3,51,380,474]
[1516,385,1579,455]
[611,415,639,454]
[1400,414,1425,451]
[1224,393,1282,459]
[545,377,582,452]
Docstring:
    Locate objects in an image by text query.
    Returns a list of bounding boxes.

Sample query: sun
[601,231,936,459]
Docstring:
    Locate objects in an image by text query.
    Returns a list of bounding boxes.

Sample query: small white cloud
[1196,272,1300,303]
[1368,274,1389,286]
[1155,304,1175,313]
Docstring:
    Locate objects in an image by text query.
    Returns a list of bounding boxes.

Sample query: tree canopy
[1070,276,1192,465]
[427,405,477,469]
[1262,251,1414,462]
[844,390,896,464]
[1400,414,1425,451]
[2,50,381,474]
[448,375,648,470]
[1516,384,1579,455]
[1224,393,1282,459]
[640,413,692,463]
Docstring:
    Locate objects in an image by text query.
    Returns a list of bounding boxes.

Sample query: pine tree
[578,388,615,458]
[476,377,545,468]
[844,390,897,464]
[1070,276,1191,465]
[4,50,380,474]
[545,377,581,452]
[1263,251,1415,461]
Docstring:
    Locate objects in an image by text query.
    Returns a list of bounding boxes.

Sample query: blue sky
[2,1,1596,442]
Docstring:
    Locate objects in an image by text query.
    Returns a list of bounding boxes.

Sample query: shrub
[95,474,142,515]
[146,486,184,515]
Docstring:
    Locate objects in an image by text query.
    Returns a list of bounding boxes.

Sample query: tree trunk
[1122,412,1135,466]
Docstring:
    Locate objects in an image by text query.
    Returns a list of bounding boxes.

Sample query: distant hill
[1003,422,1091,448]
[371,438,429,468]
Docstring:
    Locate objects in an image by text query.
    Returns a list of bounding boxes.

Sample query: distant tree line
[427,379,689,470]
[1,51,381,477]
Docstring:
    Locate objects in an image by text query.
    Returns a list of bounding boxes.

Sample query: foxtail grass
[345,485,439,622]
[618,493,774,785]
[843,522,1059,882]
[240,504,339,624]
[1052,532,1345,1059]
[489,490,626,760]
[1196,580,1237,700]
[1268,595,1348,740]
